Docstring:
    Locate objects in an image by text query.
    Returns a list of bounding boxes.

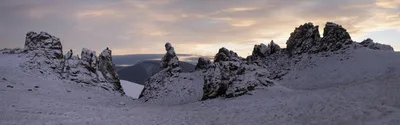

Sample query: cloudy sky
[0,0,399,57]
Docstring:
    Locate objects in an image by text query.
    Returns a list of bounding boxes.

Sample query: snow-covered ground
[1,48,400,125]
[120,80,143,99]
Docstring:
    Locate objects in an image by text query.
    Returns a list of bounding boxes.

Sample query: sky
[0,0,399,57]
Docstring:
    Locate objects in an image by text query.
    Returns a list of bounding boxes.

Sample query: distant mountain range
[117,60,195,85]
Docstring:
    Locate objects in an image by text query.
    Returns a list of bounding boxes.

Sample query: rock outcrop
[17,31,123,94]
[320,22,353,51]
[24,31,63,59]
[99,48,124,94]
[214,47,243,62]
[360,38,394,51]
[195,57,211,70]
[140,43,202,104]
[248,40,282,61]
[161,43,182,75]
[202,48,274,100]
[286,23,321,55]
[141,43,181,100]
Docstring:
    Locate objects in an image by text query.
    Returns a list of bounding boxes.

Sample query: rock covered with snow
[141,43,181,100]
[320,22,353,51]
[80,48,98,73]
[14,31,123,94]
[140,42,203,104]
[98,48,124,94]
[286,22,321,55]
[214,47,243,62]
[24,31,63,59]
[0,48,26,54]
[195,57,211,70]
[360,38,394,51]
[202,48,274,100]
[61,48,106,84]
[248,40,282,61]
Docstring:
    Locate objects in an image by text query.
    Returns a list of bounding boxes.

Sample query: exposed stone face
[65,49,73,60]
[141,42,190,103]
[17,31,123,94]
[195,57,211,70]
[161,43,182,74]
[320,22,353,51]
[360,38,394,51]
[81,48,98,73]
[250,40,281,61]
[202,48,274,100]
[214,47,243,62]
[24,31,63,59]
[286,23,321,55]
[98,48,124,94]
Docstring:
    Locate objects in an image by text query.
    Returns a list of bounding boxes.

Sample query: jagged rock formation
[80,48,99,73]
[141,43,181,100]
[140,43,202,104]
[25,31,63,59]
[195,57,211,70]
[15,31,123,94]
[140,21,396,102]
[248,40,282,61]
[286,22,320,55]
[360,38,394,51]
[214,47,243,62]
[320,22,353,51]
[202,48,274,100]
[99,48,124,94]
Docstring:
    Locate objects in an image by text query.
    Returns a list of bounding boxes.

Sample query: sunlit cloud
[376,0,400,8]
[231,20,256,27]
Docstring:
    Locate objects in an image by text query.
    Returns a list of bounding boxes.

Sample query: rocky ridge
[140,22,395,102]
[1,31,124,94]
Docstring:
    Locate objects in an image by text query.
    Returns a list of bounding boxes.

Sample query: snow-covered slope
[1,48,400,124]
